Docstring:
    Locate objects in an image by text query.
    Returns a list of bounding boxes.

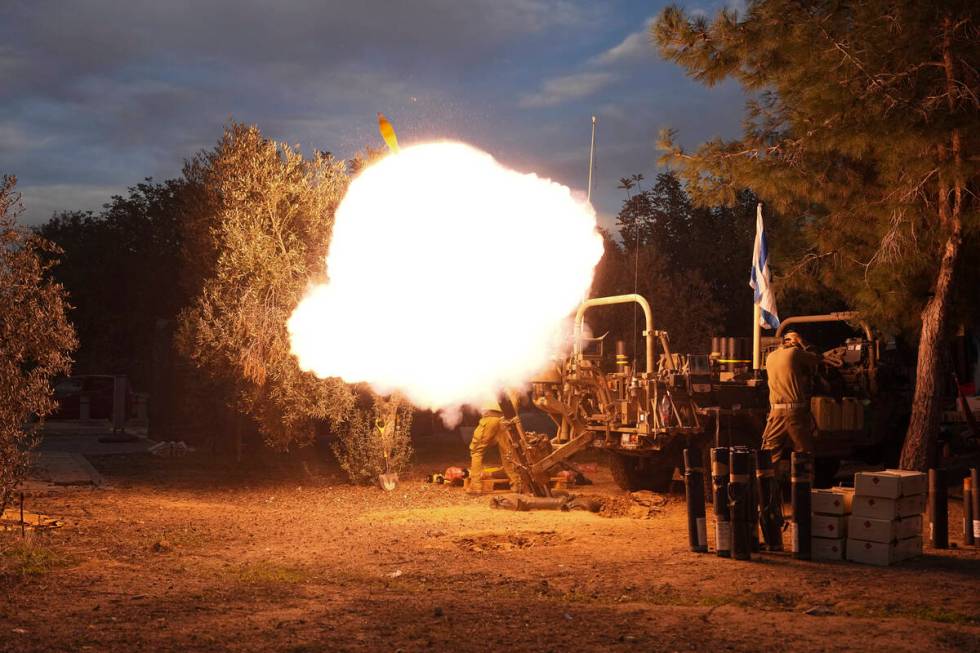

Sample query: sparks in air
[288,133,603,421]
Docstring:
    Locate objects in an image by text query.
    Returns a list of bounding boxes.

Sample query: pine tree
[654,1,979,470]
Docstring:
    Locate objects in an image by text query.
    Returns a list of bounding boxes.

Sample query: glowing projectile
[377,112,400,153]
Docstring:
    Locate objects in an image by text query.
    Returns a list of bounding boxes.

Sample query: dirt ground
[2,437,979,653]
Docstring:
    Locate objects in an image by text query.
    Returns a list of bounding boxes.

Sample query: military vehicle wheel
[608,452,676,492]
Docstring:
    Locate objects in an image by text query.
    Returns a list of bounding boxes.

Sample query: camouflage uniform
[762,343,822,464]
[468,409,519,494]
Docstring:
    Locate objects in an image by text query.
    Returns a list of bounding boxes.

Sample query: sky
[1,0,747,229]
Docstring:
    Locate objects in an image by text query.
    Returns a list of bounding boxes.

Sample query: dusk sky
[2,0,746,229]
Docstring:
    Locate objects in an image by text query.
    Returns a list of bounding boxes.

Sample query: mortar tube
[711,448,731,558]
[964,476,974,546]
[929,468,949,549]
[791,452,813,560]
[728,448,752,561]
[684,447,708,553]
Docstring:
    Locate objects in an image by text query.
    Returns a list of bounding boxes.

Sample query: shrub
[332,394,413,485]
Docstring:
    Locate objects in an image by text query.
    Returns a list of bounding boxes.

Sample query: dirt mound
[454,530,562,552]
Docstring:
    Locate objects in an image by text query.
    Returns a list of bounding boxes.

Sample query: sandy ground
[1,439,978,653]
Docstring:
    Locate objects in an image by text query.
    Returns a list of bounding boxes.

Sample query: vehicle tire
[608,452,676,492]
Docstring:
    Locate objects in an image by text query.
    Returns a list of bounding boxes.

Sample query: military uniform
[762,344,822,463]
[468,402,519,494]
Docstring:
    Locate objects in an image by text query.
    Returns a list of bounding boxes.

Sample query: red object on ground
[444,466,468,482]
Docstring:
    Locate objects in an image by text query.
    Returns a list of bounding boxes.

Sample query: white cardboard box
[811,488,854,515]
[812,513,847,538]
[854,470,927,499]
[852,493,926,520]
[897,535,923,560]
[812,537,846,561]
[847,538,900,566]
[848,515,922,543]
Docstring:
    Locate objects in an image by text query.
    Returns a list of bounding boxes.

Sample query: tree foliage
[0,176,77,511]
[176,123,355,450]
[39,179,187,389]
[593,170,770,357]
[654,1,980,469]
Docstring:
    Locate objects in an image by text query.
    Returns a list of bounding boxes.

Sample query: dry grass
[0,533,74,578]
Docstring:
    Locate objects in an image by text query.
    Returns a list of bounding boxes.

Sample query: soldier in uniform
[762,331,823,465]
[467,399,520,494]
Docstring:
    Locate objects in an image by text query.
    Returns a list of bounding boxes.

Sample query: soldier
[467,399,520,494]
[762,331,822,465]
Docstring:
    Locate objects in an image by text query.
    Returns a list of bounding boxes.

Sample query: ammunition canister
[684,447,708,553]
[929,468,948,549]
[711,447,731,557]
[755,449,783,551]
[972,468,980,546]
[747,451,760,553]
[964,476,974,546]
[791,452,813,560]
[728,447,752,560]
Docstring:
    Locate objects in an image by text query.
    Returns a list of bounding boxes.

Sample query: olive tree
[0,176,76,511]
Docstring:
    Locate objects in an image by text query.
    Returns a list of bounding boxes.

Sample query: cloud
[15,183,121,223]
[519,71,618,108]
[590,18,656,67]
[0,1,746,229]
[520,14,660,110]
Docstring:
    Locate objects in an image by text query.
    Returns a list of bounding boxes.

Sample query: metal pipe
[574,294,654,374]
[775,312,872,341]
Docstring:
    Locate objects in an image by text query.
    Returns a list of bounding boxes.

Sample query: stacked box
[811,487,854,560]
[846,470,926,566]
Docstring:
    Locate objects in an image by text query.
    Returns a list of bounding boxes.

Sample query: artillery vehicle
[499,294,710,494]
[498,297,911,496]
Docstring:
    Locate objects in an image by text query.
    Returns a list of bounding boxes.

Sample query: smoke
[288,141,603,421]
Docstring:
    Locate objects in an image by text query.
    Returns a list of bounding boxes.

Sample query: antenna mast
[587,115,597,203]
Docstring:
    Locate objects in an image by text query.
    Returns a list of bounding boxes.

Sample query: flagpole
[752,202,763,370]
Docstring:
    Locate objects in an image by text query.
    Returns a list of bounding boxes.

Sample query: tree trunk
[900,227,961,471]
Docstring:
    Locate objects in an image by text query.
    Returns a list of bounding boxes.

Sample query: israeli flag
[750,203,780,330]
